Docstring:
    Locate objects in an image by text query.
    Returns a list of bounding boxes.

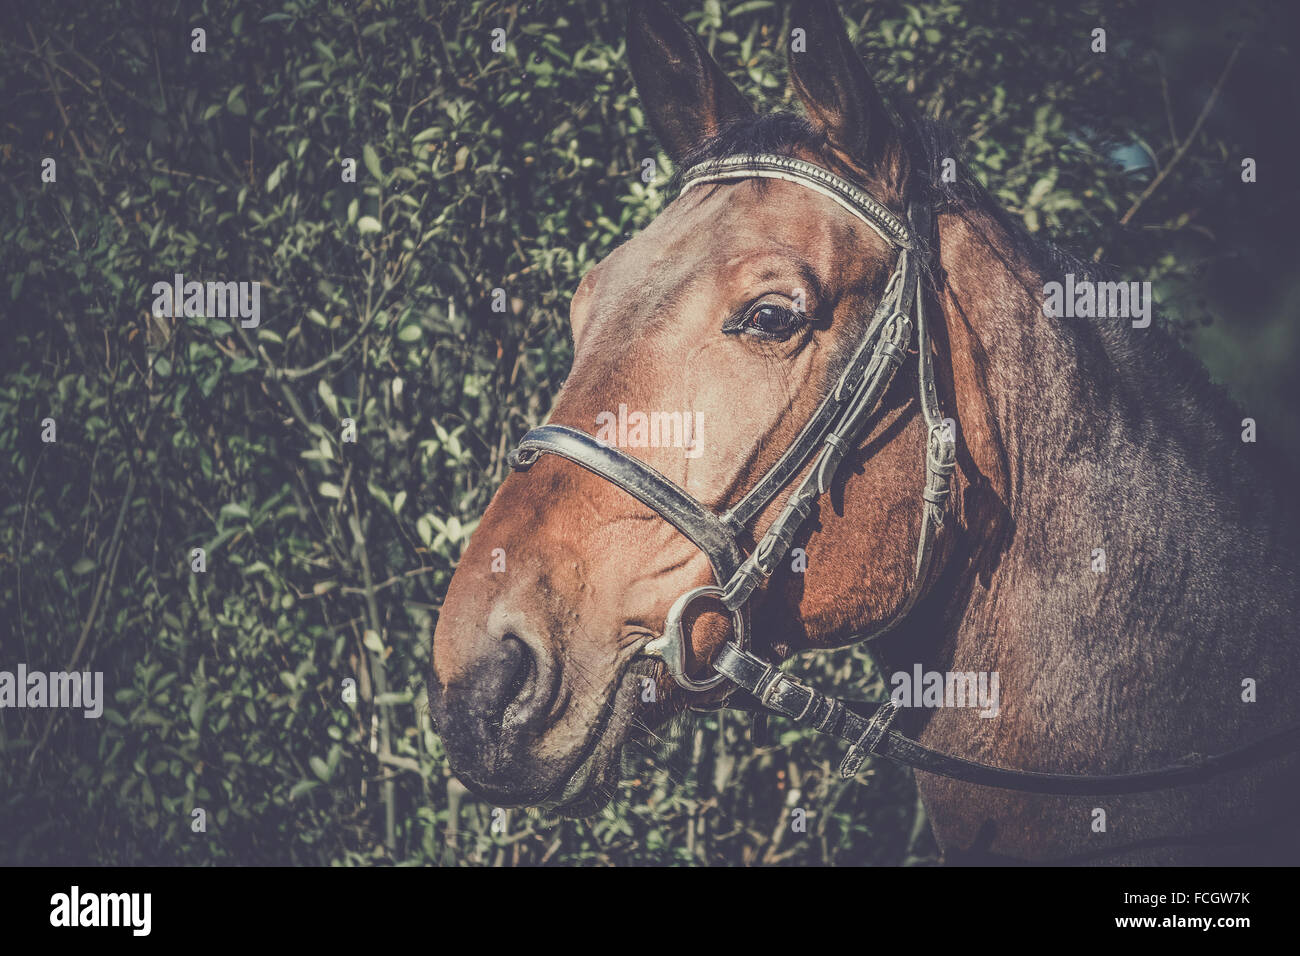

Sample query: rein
[507,152,1300,794]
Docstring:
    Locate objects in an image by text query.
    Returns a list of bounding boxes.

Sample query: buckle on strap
[752,662,784,707]
[838,700,901,779]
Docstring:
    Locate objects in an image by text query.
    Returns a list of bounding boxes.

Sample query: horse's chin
[546,745,624,818]
[540,657,660,817]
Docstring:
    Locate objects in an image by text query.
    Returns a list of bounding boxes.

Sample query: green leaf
[363,629,384,653]
[71,557,97,575]
[289,780,320,800]
[363,144,383,181]
[309,757,332,782]
[1027,171,1057,207]
[266,162,286,192]
[357,216,382,235]
[318,378,339,417]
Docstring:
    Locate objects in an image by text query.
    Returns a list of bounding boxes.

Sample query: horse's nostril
[501,633,536,712]
[451,620,552,746]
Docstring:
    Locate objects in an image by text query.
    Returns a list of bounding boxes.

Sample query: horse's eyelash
[722,299,771,333]
[723,301,802,338]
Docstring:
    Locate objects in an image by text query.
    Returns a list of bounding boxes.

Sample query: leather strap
[509,424,743,583]
[840,201,956,643]
[713,642,1300,793]
[722,252,912,533]
[679,153,915,250]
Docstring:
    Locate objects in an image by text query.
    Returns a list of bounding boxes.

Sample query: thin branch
[377,752,424,773]
[350,484,397,851]
[1156,53,1179,145]
[152,34,167,111]
[24,22,125,230]
[1118,40,1244,229]
[150,164,223,185]
[340,565,436,595]
[24,472,137,781]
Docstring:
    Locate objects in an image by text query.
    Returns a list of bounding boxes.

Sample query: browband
[678,152,915,250]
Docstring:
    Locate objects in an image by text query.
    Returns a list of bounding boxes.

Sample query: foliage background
[1,0,1296,865]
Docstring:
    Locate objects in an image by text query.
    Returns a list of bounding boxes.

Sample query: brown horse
[428,0,1300,863]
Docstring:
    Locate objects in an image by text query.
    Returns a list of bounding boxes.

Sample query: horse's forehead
[589,178,866,315]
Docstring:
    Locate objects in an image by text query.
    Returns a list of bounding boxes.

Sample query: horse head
[427,0,974,814]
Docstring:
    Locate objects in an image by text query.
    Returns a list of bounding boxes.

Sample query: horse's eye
[740,304,801,340]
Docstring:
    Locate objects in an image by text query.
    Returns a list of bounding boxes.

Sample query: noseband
[506,153,1300,793]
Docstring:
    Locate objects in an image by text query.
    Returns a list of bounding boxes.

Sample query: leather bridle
[506,152,1300,793]
[512,154,952,684]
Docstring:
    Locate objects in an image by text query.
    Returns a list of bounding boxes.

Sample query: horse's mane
[666,109,1263,469]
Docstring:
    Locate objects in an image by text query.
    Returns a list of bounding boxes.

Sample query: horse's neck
[920,202,1298,714]
[875,203,1298,862]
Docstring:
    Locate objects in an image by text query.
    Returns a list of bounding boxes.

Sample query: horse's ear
[627,0,753,162]
[787,0,907,189]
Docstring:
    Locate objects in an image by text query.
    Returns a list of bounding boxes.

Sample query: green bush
[1,0,1294,865]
